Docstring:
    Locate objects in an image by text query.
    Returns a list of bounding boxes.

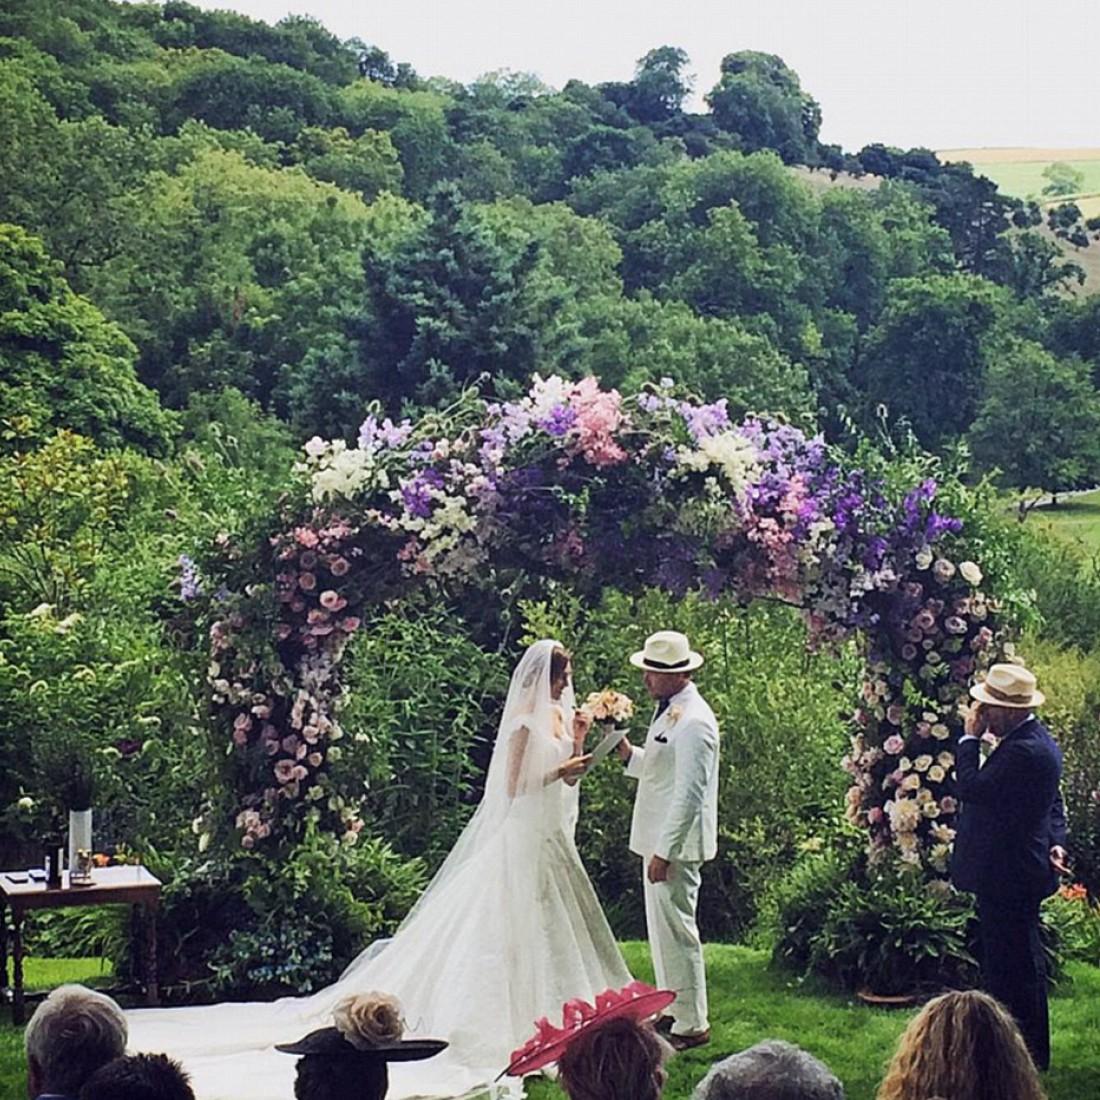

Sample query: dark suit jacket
[950,716,1066,900]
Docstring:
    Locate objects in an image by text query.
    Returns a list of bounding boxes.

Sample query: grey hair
[693,1040,845,1100]
[24,984,127,1095]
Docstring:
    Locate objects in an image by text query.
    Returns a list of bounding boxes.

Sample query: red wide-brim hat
[502,982,676,1078]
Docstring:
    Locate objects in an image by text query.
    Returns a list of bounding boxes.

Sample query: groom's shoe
[668,1029,710,1052]
[654,1015,675,1035]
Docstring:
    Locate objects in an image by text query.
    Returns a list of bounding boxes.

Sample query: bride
[127,639,633,1098]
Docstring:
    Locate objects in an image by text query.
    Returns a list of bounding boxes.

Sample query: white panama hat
[969,662,1045,709]
[629,630,704,673]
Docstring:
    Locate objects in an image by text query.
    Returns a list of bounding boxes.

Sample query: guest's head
[693,1040,844,1100]
[79,1053,195,1100]
[557,1016,668,1100]
[292,1054,389,1100]
[24,984,127,1099]
[276,992,446,1100]
[876,990,1047,1100]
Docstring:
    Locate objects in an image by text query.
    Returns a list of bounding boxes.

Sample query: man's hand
[558,754,592,785]
[647,855,671,883]
[616,736,634,763]
[1050,845,1071,876]
[964,702,987,738]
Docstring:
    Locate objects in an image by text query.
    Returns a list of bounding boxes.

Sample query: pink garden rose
[884,734,905,755]
[886,703,905,726]
[330,556,351,577]
[298,572,317,591]
[338,617,361,633]
[320,590,347,612]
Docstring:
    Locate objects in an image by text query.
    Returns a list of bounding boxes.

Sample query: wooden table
[0,865,162,1024]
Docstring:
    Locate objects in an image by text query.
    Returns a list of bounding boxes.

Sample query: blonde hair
[876,991,1046,1100]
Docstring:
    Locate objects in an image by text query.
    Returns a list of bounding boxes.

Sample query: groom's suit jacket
[624,682,719,863]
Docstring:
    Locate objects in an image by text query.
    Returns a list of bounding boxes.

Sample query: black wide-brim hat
[276,1025,448,1062]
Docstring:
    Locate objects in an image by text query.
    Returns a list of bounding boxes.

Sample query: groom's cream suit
[624,680,719,1036]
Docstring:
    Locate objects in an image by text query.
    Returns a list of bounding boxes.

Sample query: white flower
[931,723,950,740]
[303,436,327,457]
[915,546,934,571]
[676,431,760,499]
[901,773,921,791]
[914,754,933,772]
[17,796,34,810]
[959,561,983,586]
[927,765,946,783]
[936,752,954,768]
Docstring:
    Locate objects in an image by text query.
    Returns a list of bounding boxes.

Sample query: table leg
[142,902,159,1007]
[12,907,24,1026]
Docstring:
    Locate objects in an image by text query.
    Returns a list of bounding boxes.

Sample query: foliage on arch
[188,376,1014,872]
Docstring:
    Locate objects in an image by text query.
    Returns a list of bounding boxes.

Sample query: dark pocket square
[654,733,668,744]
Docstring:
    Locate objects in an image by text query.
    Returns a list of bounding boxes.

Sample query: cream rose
[332,993,404,1051]
[959,561,983,586]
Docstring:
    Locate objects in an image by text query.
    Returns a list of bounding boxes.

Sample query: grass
[1028,489,1100,559]
[2,946,1098,1099]
[935,149,1100,202]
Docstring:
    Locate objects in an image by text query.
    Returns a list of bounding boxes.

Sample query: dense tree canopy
[0,0,1095,499]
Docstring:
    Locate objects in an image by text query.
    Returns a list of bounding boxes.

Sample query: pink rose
[274,759,298,784]
[308,752,323,768]
[299,551,318,570]
[281,735,301,755]
[901,643,918,661]
[330,557,350,577]
[274,623,292,640]
[295,527,320,548]
[299,572,317,591]
[940,796,958,814]
[886,703,905,726]
[868,807,884,825]
[339,617,361,633]
[914,609,936,632]
[884,735,905,755]
[320,590,347,612]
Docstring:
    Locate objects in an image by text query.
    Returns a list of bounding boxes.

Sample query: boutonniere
[666,705,683,725]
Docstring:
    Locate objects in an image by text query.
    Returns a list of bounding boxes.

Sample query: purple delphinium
[680,399,730,442]
[540,405,578,438]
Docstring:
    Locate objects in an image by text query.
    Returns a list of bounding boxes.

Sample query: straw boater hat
[503,982,675,1078]
[969,663,1045,709]
[630,630,704,674]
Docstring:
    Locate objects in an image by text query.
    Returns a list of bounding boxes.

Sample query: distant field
[937,147,1100,201]
[1029,489,1100,559]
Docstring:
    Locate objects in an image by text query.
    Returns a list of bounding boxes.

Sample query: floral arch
[197,376,1005,873]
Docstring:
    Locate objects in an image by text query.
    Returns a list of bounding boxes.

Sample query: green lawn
[4,947,1099,1100]
[1029,490,1100,559]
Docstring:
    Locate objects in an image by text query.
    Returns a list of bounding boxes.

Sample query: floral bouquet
[580,689,634,727]
[580,690,634,763]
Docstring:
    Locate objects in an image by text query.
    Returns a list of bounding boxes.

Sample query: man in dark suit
[951,662,1068,1071]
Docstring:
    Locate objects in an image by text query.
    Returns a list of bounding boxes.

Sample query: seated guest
[80,1053,195,1100]
[693,1039,844,1100]
[505,981,674,1100]
[276,992,446,1100]
[24,984,127,1100]
[876,990,1047,1100]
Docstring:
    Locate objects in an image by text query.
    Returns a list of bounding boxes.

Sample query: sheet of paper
[589,725,626,763]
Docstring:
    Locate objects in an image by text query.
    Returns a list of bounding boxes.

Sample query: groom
[616,630,720,1051]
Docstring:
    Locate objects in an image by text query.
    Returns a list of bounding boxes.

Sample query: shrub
[807,873,977,995]
[1043,884,1100,968]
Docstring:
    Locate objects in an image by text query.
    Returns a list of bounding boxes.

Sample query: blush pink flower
[329,557,350,577]
[338,617,361,633]
[320,590,347,612]
[294,527,320,549]
[884,735,905,755]
[274,759,298,784]
[886,703,905,726]
[299,572,317,591]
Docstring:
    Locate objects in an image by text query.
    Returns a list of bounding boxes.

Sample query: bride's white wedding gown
[127,641,631,1098]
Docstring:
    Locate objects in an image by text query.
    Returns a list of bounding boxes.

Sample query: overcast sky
[193,0,1099,152]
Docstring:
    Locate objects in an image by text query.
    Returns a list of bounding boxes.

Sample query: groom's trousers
[643,858,708,1035]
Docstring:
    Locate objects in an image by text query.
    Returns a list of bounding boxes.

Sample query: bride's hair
[557,1017,667,1100]
[550,646,572,696]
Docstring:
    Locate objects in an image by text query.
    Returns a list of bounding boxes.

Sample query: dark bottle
[45,842,64,889]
